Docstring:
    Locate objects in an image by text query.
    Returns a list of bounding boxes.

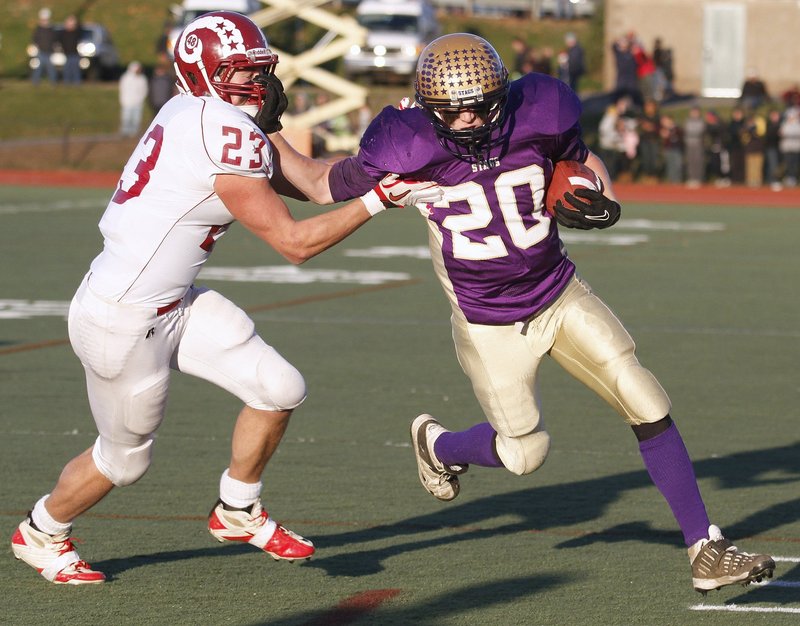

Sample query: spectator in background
[510,37,529,78]
[598,99,626,180]
[518,55,535,76]
[660,114,684,183]
[291,91,311,115]
[531,47,554,76]
[611,36,641,106]
[630,35,657,103]
[742,110,766,187]
[353,102,373,138]
[764,109,784,191]
[556,51,570,85]
[779,107,800,187]
[564,32,585,93]
[148,62,176,114]
[683,105,706,188]
[310,92,350,156]
[739,69,769,111]
[636,99,661,183]
[726,107,746,184]
[704,110,729,186]
[60,15,82,85]
[782,84,800,109]
[155,21,173,64]
[118,61,149,137]
[312,92,333,134]
[31,8,57,86]
[618,109,639,183]
[652,37,674,102]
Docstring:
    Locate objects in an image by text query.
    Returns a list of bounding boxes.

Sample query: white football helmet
[173,11,278,112]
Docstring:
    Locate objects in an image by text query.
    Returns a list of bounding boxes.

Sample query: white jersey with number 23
[88,93,271,307]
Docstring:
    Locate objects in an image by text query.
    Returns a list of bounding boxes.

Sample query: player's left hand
[253,73,288,134]
[554,188,621,230]
[360,174,443,216]
[374,173,443,207]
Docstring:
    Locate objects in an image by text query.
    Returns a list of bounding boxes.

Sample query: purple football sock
[639,422,710,547]
[434,422,504,468]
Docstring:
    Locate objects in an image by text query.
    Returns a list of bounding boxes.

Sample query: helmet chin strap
[196,60,224,101]
[174,61,191,94]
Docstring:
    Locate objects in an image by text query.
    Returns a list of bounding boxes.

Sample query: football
[544,160,604,217]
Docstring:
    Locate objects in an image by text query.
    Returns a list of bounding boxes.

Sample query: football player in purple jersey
[263,33,774,593]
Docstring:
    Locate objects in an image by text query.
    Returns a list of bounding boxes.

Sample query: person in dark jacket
[764,109,784,190]
[564,32,585,93]
[148,62,176,114]
[612,36,641,106]
[60,14,82,84]
[31,8,57,85]
[726,107,747,184]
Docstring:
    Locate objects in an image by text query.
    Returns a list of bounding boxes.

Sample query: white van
[166,0,263,59]
[343,0,440,81]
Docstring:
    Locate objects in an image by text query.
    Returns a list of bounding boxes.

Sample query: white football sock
[31,495,72,536]
[219,469,261,509]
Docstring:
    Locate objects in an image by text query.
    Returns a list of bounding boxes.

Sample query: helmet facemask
[427,92,508,163]
[210,50,278,113]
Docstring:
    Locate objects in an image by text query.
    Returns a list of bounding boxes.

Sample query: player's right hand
[398,97,417,110]
[555,188,621,230]
[253,73,288,134]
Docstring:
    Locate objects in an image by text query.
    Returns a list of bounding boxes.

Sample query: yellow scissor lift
[250,0,368,155]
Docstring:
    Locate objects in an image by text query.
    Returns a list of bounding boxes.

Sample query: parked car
[538,0,597,19]
[344,0,440,82]
[27,22,121,81]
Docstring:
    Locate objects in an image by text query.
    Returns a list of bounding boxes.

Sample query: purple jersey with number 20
[329,73,589,325]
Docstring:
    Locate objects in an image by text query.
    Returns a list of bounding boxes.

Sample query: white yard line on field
[0,199,105,214]
[691,604,800,614]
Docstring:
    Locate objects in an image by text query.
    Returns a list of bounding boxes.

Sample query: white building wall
[604,0,800,98]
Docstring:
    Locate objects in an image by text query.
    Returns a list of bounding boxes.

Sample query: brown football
[544,160,604,216]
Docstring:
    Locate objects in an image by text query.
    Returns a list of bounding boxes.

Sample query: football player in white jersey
[10,11,441,585]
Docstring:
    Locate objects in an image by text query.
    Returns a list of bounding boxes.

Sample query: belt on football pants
[156,298,181,316]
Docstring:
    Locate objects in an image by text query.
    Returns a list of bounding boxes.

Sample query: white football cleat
[11,518,105,584]
[410,414,468,502]
[208,499,314,561]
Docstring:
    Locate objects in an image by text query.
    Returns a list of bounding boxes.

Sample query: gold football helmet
[414,33,509,162]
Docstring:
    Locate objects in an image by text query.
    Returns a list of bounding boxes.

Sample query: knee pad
[495,429,551,476]
[180,288,306,411]
[92,435,154,487]
[616,363,671,425]
[253,349,307,411]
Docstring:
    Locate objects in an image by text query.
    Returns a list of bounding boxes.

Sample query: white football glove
[398,96,417,110]
[360,173,443,215]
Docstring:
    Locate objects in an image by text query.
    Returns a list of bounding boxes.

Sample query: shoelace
[41,535,75,556]
[65,559,94,573]
[247,509,267,526]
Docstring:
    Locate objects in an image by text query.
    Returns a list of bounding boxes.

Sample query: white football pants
[67,274,306,486]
